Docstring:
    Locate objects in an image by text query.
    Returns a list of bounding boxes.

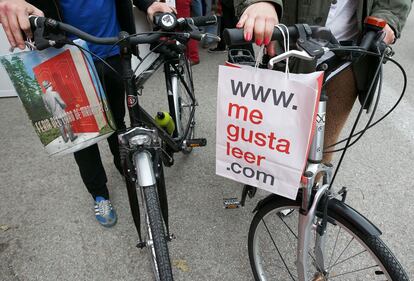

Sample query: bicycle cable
[323,50,407,153]
[68,42,122,78]
[324,69,382,153]
[324,47,385,153]
[70,43,118,131]
[328,49,386,189]
[326,57,407,151]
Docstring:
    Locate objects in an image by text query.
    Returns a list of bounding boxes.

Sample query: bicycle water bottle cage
[228,49,255,66]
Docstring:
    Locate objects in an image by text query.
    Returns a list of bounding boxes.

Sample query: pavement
[1,13,413,281]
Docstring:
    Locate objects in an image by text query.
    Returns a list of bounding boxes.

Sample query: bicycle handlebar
[223,26,337,46]
[29,14,218,50]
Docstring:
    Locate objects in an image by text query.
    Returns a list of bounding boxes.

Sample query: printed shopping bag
[216,64,323,200]
[0,40,116,156]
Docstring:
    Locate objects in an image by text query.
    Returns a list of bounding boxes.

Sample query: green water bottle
[155,111,175,135]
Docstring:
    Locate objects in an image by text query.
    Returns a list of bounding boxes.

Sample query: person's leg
[201,0,217,48]
[323,67,358,163]
[176,0,200,64]
[191,0,203,17]
[74,144,110,200]
[97,55,126,175]
[73,55,125,201]
[209,15,226,51]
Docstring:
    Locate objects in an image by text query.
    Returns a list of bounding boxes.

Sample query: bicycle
[28,13,218,281]
[224,17,410,281]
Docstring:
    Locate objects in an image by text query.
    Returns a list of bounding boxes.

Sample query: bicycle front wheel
[143,184,173,281]
[248,196,409,281]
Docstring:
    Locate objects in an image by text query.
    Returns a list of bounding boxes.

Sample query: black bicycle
[224,17,410,281]
[29,13,218,281]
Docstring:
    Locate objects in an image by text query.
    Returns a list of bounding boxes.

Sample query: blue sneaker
[94,196,117,227]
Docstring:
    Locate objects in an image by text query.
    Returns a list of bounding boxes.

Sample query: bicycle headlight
[129,134,151,147]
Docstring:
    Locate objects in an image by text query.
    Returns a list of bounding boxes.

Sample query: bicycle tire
[174,55,195,154]
[143,184,174,281]
[248,196,409,281]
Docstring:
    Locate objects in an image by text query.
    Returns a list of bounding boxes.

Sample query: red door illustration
[33,49,99,133]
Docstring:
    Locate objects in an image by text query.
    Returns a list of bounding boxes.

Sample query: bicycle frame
[120,44,196,155]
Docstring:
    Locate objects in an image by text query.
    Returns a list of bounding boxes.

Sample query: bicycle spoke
[328,226,341,269]
[262,218,297,281]
[328,237,355,271]
[328,264,379,279]
[278,213,298,239]
[329,249,368,269]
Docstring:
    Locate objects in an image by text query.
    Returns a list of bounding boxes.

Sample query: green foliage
[35,127,60,146]
[0,56,50,121]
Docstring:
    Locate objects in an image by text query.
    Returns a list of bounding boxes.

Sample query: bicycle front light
[129,135,152,147]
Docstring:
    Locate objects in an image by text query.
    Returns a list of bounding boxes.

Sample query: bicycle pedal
[185,138,207,148]
[223,198,241,209]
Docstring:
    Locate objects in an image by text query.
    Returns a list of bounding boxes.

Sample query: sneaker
[94,196,117,227]
[208,46,227,53]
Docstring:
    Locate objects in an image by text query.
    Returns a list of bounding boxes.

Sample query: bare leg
[323,67,358,163]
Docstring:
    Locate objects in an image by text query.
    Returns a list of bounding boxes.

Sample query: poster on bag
[0,39,116,156]
[216,64,323,200]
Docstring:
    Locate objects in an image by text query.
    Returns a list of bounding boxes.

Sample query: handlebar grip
[190,15,217,27]
[223,28,248,46]
[224,27,338,47]
[223,27,299,46]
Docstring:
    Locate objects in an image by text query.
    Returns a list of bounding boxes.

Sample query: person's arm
[370,0,412,44]
[0,0,44,50]
[132,0,176,21]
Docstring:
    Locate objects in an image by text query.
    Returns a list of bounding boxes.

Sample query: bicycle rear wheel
[248,196,409,281]
[173,54,195,154]
[143,184,174,281]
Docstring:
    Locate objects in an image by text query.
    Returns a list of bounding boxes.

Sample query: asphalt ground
[1,13,413,281]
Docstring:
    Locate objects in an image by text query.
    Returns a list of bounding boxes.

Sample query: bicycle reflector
[364,16,387,31]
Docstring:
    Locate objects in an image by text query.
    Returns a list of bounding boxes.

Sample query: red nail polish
[264,37,270,45]
[245,33,252,41]
[256,38,262,46]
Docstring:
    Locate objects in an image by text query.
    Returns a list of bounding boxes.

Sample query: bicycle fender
[328,198,382,237]
[253,195,382,237]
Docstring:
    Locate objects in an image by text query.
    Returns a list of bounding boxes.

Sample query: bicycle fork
[296,94,332,281]
[297,183,329,281]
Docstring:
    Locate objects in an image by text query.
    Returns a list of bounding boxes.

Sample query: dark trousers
[74,55,126,200]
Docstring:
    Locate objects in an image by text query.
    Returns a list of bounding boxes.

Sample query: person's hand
[0,0,44,50]
[383,24,395,45]
[236,2,279,54]
[146,2,177,23]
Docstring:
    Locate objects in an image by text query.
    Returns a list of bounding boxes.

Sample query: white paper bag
[216,64,323,200]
